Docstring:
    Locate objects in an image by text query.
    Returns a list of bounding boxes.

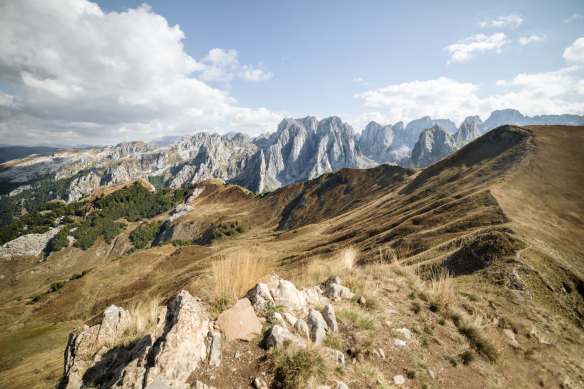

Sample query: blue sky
[0,0,582,145]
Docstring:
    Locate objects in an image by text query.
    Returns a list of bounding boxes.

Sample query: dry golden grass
[286,247,358,288]
[208,249,275,306]
[123,298,162,341]
[103,297,163,351]
[427,267,455,312]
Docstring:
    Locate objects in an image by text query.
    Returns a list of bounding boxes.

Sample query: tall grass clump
[210,250,275,307]
[450,309,499,361]
[287,246,358,288]
[271,347,330,389]
[428,267,455,312]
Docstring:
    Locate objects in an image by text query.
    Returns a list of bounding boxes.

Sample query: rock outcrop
[61,275,350,388]
[62,291,214,389]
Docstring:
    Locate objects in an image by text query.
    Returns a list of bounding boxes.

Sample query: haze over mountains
[0,108,582,227]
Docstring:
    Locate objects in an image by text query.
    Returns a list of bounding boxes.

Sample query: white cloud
[239,64,274,82]
[519,34,546,45]
[445,33,509,63]
[563,37,584,62]
[354,67,584,128]
[564,13,583,23]
[479,13,523,28]
[0,0,281,145]
[199,48,239,82]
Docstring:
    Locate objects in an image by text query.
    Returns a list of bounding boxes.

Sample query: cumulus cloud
[519,34,546,45]
[564,13,583,23]
[445,33,509,63]
[239,63,274,82]
[354,66,584,128]
[479,13,523,28]
[198,49,273,83]
[0,0,281,145]
[563,37,584,62]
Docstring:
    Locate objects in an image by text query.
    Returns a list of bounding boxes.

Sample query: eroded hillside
[0,125,583,388]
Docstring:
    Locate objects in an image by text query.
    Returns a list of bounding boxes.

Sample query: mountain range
[0,109,582,227]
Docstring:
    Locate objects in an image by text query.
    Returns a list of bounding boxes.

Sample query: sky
[0,0,583,146]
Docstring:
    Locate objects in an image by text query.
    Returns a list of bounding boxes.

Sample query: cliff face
[0,116,373,211]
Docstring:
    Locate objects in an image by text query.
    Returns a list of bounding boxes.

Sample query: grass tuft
[271,347,330,389]
[209,250,274,307]
[337,309,378,330]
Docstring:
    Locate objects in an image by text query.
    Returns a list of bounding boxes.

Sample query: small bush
[459,350,475,365]
[412,302,421,314]
[50,281,65,292]
[445,354,458,367]
[271,347,329,389]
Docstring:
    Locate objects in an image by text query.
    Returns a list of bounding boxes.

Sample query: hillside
[0,125,582,388]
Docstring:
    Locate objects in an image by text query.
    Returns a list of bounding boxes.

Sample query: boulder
[284,312,297,327]
[307,309,328,344]
[217,298,262,341]
[264,325,305,349]
[395,328,412,340]
[301,286,328,306]
[245,283,274,313]
[322,304,338,332]
[324,284,354,301]
[270,279,307,312]
[334,382,349,389]
[294,319,310,339]
[324,276,342,287]
[325,347,345,366]
[273,312,288,331]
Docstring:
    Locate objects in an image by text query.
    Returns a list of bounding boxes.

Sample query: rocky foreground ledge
[61,275,355,389]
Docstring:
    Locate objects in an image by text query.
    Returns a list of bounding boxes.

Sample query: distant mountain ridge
[0,109,582,226]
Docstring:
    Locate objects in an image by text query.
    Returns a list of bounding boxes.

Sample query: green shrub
[130,220,164,249]
[212,220,244,240]
[50,281,65,292]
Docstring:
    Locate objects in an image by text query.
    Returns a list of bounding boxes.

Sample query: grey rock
[264,325,305,349]
[63,290,211,389]
[245,282,275,313]
[307,309,328,344]
[252,377,268,389]
[324,284,354,301]
[284,312,297,327]
[206,330,222,367]
[269,278,307,312]
[321,304,338,332]
[273,312,288,331]
[325,347,345,366]
[334,382,349,389]
[294,319,310,339]
[393,375,405,385]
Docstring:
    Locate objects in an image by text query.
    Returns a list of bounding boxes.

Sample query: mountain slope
[1,125,582,388]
